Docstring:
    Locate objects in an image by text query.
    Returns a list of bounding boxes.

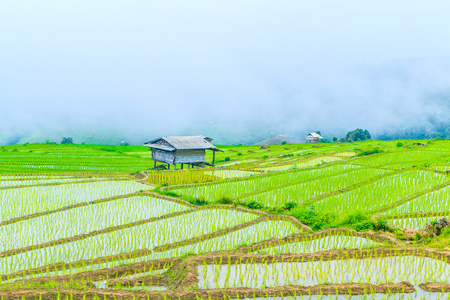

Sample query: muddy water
[198,256,450,289]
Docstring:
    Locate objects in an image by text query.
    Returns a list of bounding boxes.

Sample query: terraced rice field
[198,255,449,289]
[1,140,450,299]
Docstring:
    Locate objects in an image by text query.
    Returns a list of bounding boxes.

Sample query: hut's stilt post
[154,161,156,169]
[167,163,170,170]
[181,164,184,170]
[212,150,215,166]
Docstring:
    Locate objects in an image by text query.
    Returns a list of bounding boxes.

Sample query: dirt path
[0,282,416,300]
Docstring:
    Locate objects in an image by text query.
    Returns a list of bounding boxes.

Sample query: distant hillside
[3,124,280,146]
[377,94,450,140]
[15,128,149,146]
[255,134,303,145]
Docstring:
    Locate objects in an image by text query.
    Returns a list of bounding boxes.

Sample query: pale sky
[1,1,450,144]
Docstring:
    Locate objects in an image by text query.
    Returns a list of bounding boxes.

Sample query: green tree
[332,136,338,142]
[342,129,371,142]
[61,137,74,144]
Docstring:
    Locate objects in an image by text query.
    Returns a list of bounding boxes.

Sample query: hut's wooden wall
[152,149,206,165]
[174,150,206,164]
[306,136,319,143]
[152,149,175,164]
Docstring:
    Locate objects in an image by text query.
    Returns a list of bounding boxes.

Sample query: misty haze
[1,1,450,145]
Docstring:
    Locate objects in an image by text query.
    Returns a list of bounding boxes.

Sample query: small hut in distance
[306,132,323,143]
[144,136,223,169]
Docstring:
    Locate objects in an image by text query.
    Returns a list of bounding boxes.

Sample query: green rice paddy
[1,139,450,299]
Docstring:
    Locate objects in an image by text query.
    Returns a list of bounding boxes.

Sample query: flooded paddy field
[1,141,450,299]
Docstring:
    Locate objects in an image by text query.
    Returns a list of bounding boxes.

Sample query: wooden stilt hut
[144,136,223,169]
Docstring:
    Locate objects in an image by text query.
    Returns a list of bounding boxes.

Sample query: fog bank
[1,1,449,145]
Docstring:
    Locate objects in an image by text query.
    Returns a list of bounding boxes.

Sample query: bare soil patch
[0,282,415,300]
[419,282,450,292]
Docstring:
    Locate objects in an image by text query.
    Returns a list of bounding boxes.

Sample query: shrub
[284,202,298,211]
[393,228,406,240]
[181,252,197,259]
[271,207,286,214]
[217,197,233,205]
[441,227,450,237]
[340,211,369,226]
[375,219,390,231]
[224,157,231,162]
[292,205,337,231]
[191,198,208,206]
[246,201,263,210]
[292,208,390,232]
[355,147,384,156]
[160,191,178,197]
[396,142,403,147]
[414,232,422,241]
[352,220,376,231]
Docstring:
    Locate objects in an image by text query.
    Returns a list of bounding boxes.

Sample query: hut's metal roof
[144,136,222,151]
[306,132,323,139]
[145,144,175,151]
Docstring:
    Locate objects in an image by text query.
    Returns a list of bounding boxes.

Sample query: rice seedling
[252,234,378,255]
[0,144,154,173]
[334,151,356,157]
[153,219,301,259]
[0,176,97,188]
[383,186,450,215]
[175,164,359,202]
[0,208,258,275]
[240,168,389,207]
[2,141,450,299]
[0,180,147,223]
[198,255,450,289]
[259,156,343,172]
[0,196,191,252]
[314,170,449,214]
[203,170,258,179]
[387,216,450,230]
[349,149,449,170]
